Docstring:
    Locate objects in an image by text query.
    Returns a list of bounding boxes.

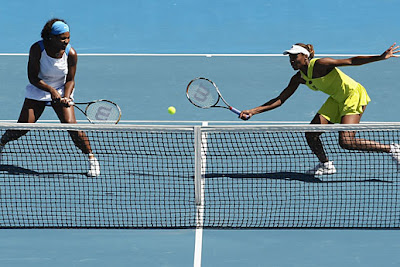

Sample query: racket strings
[85,101,121,124]
[187,80,219,108]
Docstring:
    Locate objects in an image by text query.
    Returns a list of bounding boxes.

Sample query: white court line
[193,122,208,267]
[0,53,374,57]
[0,120,395,125]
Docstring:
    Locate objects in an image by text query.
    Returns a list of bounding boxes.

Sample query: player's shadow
[0,164,87,177]
[205,172,392,183]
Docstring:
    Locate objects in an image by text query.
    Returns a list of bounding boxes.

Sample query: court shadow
[0,164,86,177]
[205,172,320,182]
[0,164,39,175]
[204,172,391,184]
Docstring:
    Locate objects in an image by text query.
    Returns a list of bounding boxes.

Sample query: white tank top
[25,40,74,101]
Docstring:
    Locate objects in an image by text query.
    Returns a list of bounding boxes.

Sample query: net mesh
[0,122,399,229]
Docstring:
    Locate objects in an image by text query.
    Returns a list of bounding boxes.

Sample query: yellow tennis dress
[300,58,371,123]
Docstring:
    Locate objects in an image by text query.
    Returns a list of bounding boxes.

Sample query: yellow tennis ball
[168,106,176,115]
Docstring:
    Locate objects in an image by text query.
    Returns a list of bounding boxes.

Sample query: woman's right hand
[50,88,62,103]
[240,110,253,120]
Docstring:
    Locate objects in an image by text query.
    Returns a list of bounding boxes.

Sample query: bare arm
[61,47,77,105]
[239,72,303,120]
[315,43,399,76]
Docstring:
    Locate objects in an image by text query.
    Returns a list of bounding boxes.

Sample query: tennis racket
[71,99,122,124]
[186,77,243,116]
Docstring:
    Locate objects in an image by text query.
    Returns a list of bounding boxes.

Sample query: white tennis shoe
[87,155,100,177]
[306,161,336,175]
[389,143,400,165]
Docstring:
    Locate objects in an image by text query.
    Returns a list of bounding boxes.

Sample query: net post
[194,126,202,206]
[193,122,207,267]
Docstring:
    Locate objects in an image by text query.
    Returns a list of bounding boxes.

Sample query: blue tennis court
[1,1,400,266]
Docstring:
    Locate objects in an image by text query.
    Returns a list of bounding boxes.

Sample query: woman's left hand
[382,43,399,59]
[60,97,73,107]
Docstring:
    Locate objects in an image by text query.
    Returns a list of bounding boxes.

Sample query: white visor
[283,45,310,57]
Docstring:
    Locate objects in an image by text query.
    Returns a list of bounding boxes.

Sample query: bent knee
[305,132,321,141]
[339,137,355,150]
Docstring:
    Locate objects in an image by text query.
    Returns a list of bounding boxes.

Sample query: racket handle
[56,97,75,106]
[229,106,241,115]
[230,106,250,119]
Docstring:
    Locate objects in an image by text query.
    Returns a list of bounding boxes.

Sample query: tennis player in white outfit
[0,18,100,177]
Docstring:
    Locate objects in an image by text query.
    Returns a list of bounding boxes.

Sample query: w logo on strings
[95,106,112,120]
[194,84,210,102]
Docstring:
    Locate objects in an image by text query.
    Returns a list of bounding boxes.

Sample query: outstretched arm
[316,43,399,71]
[239,72,303,120]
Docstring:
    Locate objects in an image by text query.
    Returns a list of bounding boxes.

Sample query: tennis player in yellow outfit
[240,43,400,175]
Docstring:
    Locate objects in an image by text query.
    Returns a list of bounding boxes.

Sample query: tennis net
[0,122,399,229]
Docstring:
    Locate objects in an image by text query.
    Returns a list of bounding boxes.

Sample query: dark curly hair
[41,18,69,40]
